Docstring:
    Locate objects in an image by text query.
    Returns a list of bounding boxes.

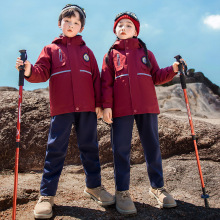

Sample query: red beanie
[113,14,140,36]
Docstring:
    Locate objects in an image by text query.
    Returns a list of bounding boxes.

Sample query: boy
[16,4,115,219]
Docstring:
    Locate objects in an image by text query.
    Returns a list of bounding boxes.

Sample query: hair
[105,37,151,68]
[58,8,85,28]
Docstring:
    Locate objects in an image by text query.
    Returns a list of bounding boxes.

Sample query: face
[115,18,137,39]
[58,11,84,37]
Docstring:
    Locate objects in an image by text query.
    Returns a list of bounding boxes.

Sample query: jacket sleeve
[101,53,115,109]
[149,50,177,85]
[88,49,102,108]
[25,46,52,83]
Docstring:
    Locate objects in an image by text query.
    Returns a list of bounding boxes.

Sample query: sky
[0,0,220,91]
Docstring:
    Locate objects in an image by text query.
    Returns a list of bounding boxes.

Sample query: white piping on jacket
[80,70,92,75]
[115,73,152,79]
[137,73,152,77]
[51,70,71,77]
[115,74,129,79]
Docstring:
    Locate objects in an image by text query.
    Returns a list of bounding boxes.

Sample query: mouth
[67,29,73,32]
[121,32,126,35]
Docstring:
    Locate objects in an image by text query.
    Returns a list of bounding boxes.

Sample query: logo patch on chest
[141,56,147,64]
[83,53,90,62]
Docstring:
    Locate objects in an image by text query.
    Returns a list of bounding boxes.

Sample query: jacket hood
[52,35,86,46]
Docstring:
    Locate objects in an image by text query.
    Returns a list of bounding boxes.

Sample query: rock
[0,87,18,91]
[162,70,220,96]
[0,83,219,171]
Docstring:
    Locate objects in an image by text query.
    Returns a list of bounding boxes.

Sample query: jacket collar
[52,35,86,46]
[113,38,141,50]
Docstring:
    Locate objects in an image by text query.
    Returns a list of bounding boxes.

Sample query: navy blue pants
[111,114,164,191]
[40,112,101,196]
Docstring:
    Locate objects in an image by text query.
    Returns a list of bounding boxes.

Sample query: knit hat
[61,4,86,18]
[59,4,86,27]
[113,12,140,36]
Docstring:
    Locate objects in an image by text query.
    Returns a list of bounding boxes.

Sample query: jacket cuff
[103,103,113,109]
[95,102,102,108]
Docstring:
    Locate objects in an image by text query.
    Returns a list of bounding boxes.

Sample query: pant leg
[40,113,73,196]
[111,115,134,191]
[135,114,164,188]
[74,112,101,188]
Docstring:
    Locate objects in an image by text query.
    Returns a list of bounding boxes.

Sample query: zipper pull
[59,49,62,62]
[117,53,120,66]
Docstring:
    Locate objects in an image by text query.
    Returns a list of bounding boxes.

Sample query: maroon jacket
[26,35,101,116]
[101,38,177,118]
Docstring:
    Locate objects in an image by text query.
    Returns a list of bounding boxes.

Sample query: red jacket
[26,35,101,116]
[101,38,177,118]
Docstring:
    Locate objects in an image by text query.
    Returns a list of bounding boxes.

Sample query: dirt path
[1,158,220,220]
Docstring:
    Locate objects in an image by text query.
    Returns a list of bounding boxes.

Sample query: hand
[103,108,113,124]
[15,57,32,77]
[173,58,187,73]
[95,107,103,119]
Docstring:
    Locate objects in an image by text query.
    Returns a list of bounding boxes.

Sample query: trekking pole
[174,55,209,208]
[12,50,27,220]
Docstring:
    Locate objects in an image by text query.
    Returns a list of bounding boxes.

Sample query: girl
[101,11,184,215]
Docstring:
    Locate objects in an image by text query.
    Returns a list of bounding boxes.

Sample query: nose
[121,26,125,31]
[69,22,73,28]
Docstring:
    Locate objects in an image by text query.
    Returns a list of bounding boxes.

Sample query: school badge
[142,56,147,64]
[83,53,90,62]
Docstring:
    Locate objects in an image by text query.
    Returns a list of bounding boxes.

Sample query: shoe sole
[149,190,177,208]
[34,210,53,219]
[84,190,115,206]
[116,204,137,215]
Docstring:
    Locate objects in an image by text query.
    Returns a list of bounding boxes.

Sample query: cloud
[204,15,220,30]
[140,23,163,37]
[141,23,149,29]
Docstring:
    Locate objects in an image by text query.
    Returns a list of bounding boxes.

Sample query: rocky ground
[0,157,220,220]
[0,83,220,219]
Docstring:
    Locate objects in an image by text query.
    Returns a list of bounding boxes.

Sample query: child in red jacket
[101,11,186,215]
[16,4,114,219]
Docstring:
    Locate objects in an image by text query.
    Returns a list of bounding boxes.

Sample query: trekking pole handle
[18,49,27,86]
[174,55,187,89]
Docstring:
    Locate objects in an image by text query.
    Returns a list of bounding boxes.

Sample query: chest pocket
[136,54,152,77]
[113,53,126,72]
[79,52,92,77]
[52,48,66,69]
[82,52,91,68]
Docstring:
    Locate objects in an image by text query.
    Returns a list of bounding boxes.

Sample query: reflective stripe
[115,74,128,79]
[137,73,152,77]
[80,70,92,75]
[51,70,71,77]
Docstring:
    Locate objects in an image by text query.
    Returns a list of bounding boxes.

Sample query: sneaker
[84,185,115,206]
[115,190,137,215]
[149,187,177,208]
[34,196,54,219]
